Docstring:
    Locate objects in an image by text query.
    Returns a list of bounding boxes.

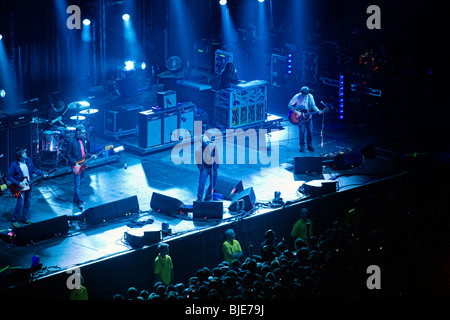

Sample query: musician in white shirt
[7,148,46,228]
[288,86,322,152]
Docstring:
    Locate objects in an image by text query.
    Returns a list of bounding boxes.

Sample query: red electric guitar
[72,145,114,175]
[10,169,56,198]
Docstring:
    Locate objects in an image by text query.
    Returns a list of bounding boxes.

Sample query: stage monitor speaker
[333,150,363,170]
[214,175,244,200]
[115,195,139,217]
[228,187,256,213]
[83,201,118,225]
[124,230,161,249]
[294,157,323,174]
[13,215,69,245]
[143,230,161,245]
[150,192,185,216]
[193,201,223,220]
[124,231,143,249]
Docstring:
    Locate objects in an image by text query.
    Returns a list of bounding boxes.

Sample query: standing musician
[6,148,47,228]
[196,126,219,202]
[288,86,322,152]
[66,125,96,210]
[219,62,239,90]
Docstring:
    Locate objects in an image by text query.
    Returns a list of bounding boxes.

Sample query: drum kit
[33,100,99,167]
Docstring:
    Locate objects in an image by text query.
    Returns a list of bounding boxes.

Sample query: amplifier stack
[139,102,195,148]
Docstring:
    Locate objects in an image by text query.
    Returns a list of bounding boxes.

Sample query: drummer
[47,101,69,127]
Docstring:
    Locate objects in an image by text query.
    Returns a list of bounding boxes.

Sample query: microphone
[320,101,327,107]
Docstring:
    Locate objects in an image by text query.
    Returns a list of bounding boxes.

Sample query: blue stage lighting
[0,34,2,40]
[141,62,147,70]
[258,0,265,2]
[339,74,344,120]
[122,14,130,21]
[219,0,227,5]
[0,89,6,98]
[83,19,91,26]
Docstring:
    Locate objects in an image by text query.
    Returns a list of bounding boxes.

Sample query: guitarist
[288,86,322,152]
[6,148,47,228]
[66,125,96,210]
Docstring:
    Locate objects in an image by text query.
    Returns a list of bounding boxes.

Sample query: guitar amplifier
[157,90,176,110]
[138,110,163,148]
[162,107,179,144]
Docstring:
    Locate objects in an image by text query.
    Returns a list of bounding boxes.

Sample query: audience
[111,184,449,300]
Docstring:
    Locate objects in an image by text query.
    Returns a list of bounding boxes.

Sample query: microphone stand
[319,101,327,149]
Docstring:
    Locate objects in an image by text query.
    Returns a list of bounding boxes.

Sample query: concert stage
[0,106,408,299]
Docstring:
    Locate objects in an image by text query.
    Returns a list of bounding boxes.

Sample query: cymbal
[80,108,99,115]
[32,117,48,124]
[70,115,86,121]
[67,101,90,110]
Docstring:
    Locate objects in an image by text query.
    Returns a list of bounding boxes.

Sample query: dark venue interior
[0,0,448,303]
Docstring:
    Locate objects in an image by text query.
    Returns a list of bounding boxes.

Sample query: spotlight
[122,14,130,21]
[0,34,2,40]
[141,62,147,70]
[124,60,135,71]
[83,19,91,26]
[0,89,5,98]
[219,0,227,5]
[258,0,265,2]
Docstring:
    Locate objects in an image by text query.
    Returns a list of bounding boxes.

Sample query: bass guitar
[10,169,56,198]
[288,106,329,125]
[72,145,114,175]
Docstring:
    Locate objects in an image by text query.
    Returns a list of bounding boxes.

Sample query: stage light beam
[122,14,130,21]
[219,0,227,6]
[83,19,91,26]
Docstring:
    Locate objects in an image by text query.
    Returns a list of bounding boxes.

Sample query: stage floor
[0,110,401,281]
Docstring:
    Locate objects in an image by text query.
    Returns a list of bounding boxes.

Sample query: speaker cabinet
[83,196,139,225]
[9,123,33,163]
[157,90,176,110]
[13,215,69,245]
[214,175,244,200]
[84,201,117,225]
[138,110,162,148]
[294,157,323,174]
[150,192,185,216]
[0,127,9,175]
[228,187,256,213]
[193,201,223,220]
[333,150,363,170]
[163,108,179,144]
[115,195,139,217]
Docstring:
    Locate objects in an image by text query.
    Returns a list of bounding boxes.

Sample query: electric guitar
[288,106,329,125]
[10,169,56,198]
[72,145,114,175]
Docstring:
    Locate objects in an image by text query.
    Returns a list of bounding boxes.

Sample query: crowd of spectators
[68,178,449,300]
[107,183,449,300]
